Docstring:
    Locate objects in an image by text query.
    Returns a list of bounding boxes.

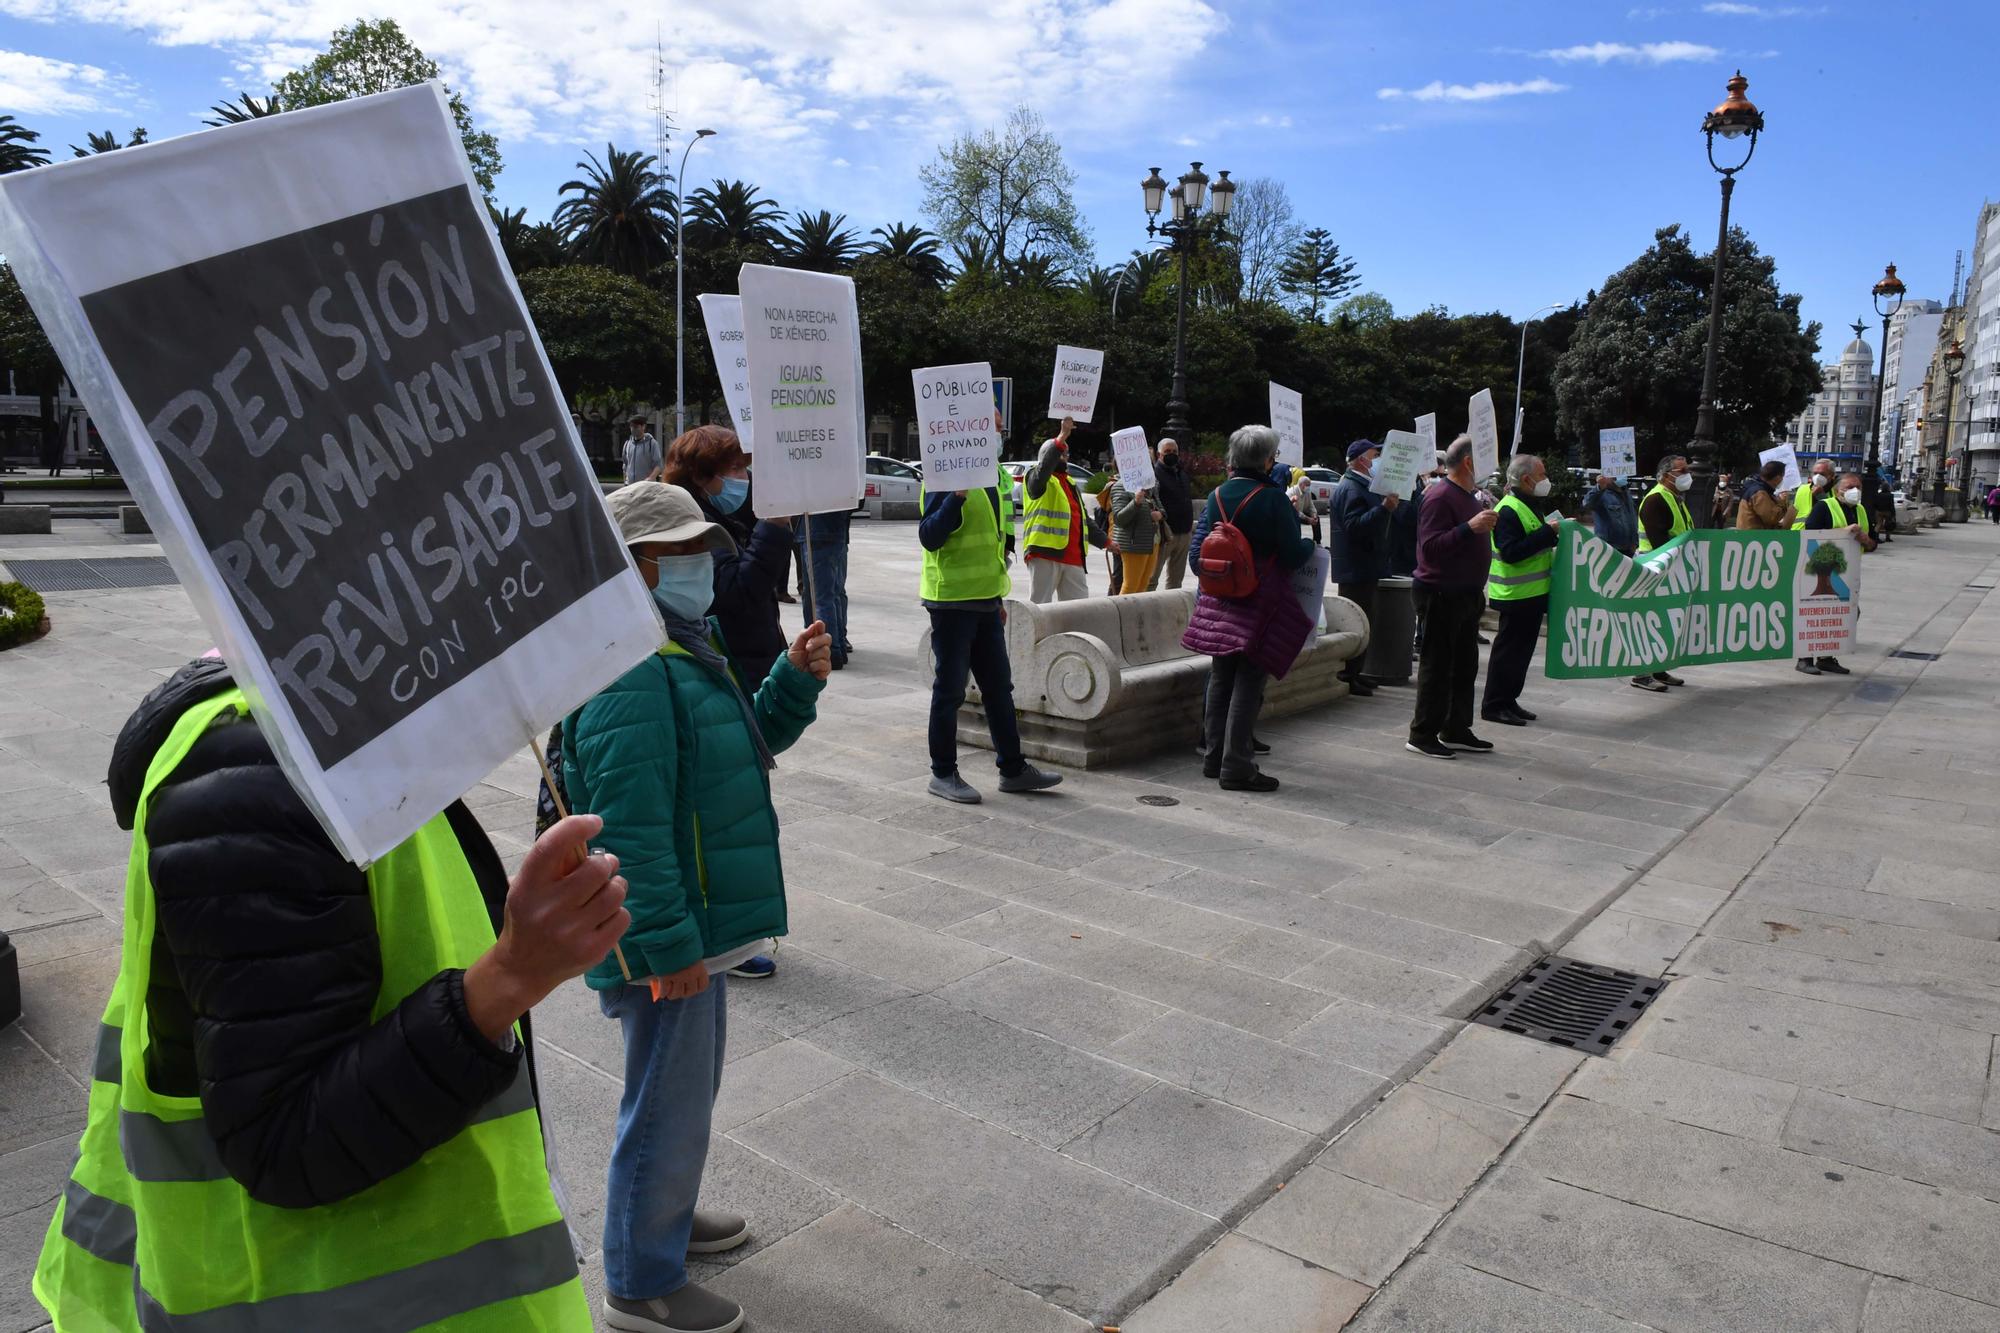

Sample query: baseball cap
[605,482,737,554]
[1346,439,1379,461]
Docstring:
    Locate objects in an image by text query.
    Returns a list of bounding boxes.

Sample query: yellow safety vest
[1486,494,1553,601]
[920,486,1013,602]
[1791,482,1822,530]
[1816,494,1872,542]
[1021,469,1078,554]
[35,689,587,1332]
[1637,482,1693,553]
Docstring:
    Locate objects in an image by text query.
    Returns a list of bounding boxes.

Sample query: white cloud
[1537,40,1720,63]
[1377,77,1567,103]
[1702,2,1822,14]
[0,47,138,116]
[1626,6,1673,17]
[1370,122,1407,133]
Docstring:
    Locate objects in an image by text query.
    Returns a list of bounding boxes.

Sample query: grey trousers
[1203,653,1268,780]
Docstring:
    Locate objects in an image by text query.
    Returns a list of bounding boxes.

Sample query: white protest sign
[1372,429,1429,498]
[697,293,754,448]
[1047,344,1105,423]
[912,361,1001,492]
[1467,389,1501,483]
[0,85,664,865]
[1415,413,1438,453]
[738,263,866,517]
[1759,442,1802,491]
[1598,426,1637,477]
[1269,381,1304,467]
[1110,425,1156,495]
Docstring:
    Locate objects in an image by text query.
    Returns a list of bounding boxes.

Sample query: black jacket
[1389,482,1422,576]
[1492,494,1562,572]
[696,484,793,684]
[1328,470,1393,584]
[1153,459,1194,534]
[108,660,525,1209]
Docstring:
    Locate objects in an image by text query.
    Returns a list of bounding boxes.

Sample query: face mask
[715,475,749,514]
[649,552,714,621]
[1841,487,1861,505]
[1159,454,1178,470]
[1674,473,1693,493]
[1812,473,1831,489]
[1531,478,1552,498]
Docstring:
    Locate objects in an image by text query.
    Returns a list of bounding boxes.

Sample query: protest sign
[738,263,866,517]
[1047,344,1105,422]
[0,84,664,864]
[1292,546,1332,636]
[912,361,1001,491]
[1599,426,1637,477]
[697,293,754,447]
[1110,426,1156,495]
[1758,442,1802,491]
[1547,527,1859,679]
[1467,389,1501,482]
[1415,413,1438,451]
[1269,381,1304,467]
[1372,429,1429,498]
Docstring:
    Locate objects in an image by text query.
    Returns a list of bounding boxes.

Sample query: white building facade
[1777,330,1877,470]
[1961,202,2000,490]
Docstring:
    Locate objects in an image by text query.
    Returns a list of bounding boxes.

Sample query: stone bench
[0,505,51,535]
[919,588,1369,769]
[121,506,150,535]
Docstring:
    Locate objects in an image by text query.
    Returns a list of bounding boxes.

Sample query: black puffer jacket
[108,660,526,1209]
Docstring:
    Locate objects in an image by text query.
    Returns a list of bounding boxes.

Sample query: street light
[1864,262,1905,522]
[674,127,717,440]
[1943,338,1970,521]
[1512,303,1563,454]
[1687,70,1764,528]
[1142,161,1234,449]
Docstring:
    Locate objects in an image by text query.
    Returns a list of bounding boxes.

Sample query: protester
[1182,425,1317,791]
[1328,438,1400,697]
[663,426,792,687]
[33,659,628,1329]
[799,508,853,670]
[1107,471,1162,594]
[1792,458,1836,529]
[1870,469,1897,543]
[623,414,662,484]
[1389,469,1423,577]
[1024,416,1089,602]
[1481,454,1564,727]
[564,482,831,1333]
[1631,453,1695,694]
[1711,471,1739,527]
[1096,483,1123,594]
[1407,455,1449,652]
[1797,470,1876,677]
[1290,465,1323,546]
[1407,436,1498,759]
[1149,437,1195,589]
[919,479,1065,803]
[1735,461,1793,531]
[1579,471,1638,555]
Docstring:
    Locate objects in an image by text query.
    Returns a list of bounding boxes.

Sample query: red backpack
[1197,484,1269,598]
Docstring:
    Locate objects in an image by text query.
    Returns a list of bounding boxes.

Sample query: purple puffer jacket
[1181,563,1314,680]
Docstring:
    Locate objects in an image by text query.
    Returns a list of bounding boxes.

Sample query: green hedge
[0,581,47,650]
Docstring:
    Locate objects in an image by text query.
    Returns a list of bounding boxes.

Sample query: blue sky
[2,0,1994,358]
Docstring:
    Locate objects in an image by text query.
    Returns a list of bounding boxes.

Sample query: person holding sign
[1150,438,1196,590]
[1023,417,1089,602]
[1632,454,1695,694]
[1579,472,1638,555]
[1797,471,1876,677]
[1328,439,1401,696]
[1108,470,1164,594]
[664,426,795,689]
[1735,460,1793,531]
[561,483,831,1333]
[1480,454,1565,727]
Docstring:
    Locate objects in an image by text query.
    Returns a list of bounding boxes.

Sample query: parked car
[856,454,922,519]
[1299,466,1340,514]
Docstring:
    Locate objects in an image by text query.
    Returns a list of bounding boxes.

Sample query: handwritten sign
[1372,430,1429,498]
[1047,344,1105,423]
[1598,426,1637,477]
[738,263,866,517]
[1110,426,1155,495]
[0,85,664,864]
[697,293,753,448]
[912,361,1001,491]
[1269,381,1304,468]
[1467,389,1501,483]
[1415,413,1438,452]
[1758,442,1802,491]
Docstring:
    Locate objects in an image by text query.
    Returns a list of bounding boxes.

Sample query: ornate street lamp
[1687,70,1764,527]
[1142,161,1234,449]
[1863,262,1905,522]
[1943,338,1970,521]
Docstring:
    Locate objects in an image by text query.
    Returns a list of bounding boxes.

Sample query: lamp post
[1687,70,1764,528]
[1142,162,1235,448]
[1942,338,1970,521]
[1864,263,1905,523]
[1512,302,1563,454]
[673,127,717,439]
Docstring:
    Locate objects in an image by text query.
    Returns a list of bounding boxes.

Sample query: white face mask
[1841,486,1862,505]
[1812,473,1831,489]
[1531,478,1552,497]
[1674,473,1693,493]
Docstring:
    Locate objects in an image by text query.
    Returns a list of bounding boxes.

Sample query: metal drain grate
[5,557,179,593]
[1475,956,1662,1055]
[1137,795,1180,807]
[1889,649,1941,661]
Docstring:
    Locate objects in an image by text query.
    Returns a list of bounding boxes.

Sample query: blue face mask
[714,475,749,514]
[649,552,715,621]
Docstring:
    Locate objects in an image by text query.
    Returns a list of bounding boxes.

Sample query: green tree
[0,263,74,459]
[70,128,147,157]
[781,210,861,272]
[516,265,670,400]
[0,116,50,173]
[554,146,672,276]
[1331,291,1395,330]
[1553,224,1820,474]
[204,93,280,127]
[920,105,1091,277]
[1277,227,1360,321]
[489,205,566,275]
[1227,177,1301,306]
[274,19,502,194]
[868,223,949,287]
[682,179,785,253]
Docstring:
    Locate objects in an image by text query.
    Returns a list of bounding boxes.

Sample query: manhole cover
[1137,795,1180,807]
[5,557,178,593]
[1889,649,1941,661]
[1474,956,1662,1055]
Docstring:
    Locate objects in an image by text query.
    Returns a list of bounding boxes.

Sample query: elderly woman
[662,425,792,686]
[1106,473,1162,594]
[1181,425,1317,792]
[564,482,830,1333]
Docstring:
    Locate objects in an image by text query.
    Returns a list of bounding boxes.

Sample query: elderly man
[1791,457,1836,529]
[1579,471,1637,556]
[1797,470,1876,676]
[1023,416,1090,602]
[1631,453,1695,694]
[1148,437,1196,590]
[1481,454,1564,726]
[1329,438,1401,696]
[1407,436,1499,760]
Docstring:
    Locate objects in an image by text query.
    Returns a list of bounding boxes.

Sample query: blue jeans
[599,975,728,1300]
[927,606,1025,779]
[798,512,851,656]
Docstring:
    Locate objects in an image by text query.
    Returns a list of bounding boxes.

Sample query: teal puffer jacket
[563,627,823,989]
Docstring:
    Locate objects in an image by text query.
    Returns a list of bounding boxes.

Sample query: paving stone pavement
[3,516,1998,1332]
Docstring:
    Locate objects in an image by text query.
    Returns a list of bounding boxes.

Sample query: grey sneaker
[688,1209,749,1254]
[929,772,983,804]
[604,1283,745,1333]
[997,763,1064,794]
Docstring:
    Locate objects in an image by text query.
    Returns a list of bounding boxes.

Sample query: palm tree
[948,236,999,293]
[204,93,280,127]
[488,205,566,275]
[868,222,949,287]
[781,210,860,272]
[70,128,148,158]
[683,179,785,252]
[1007,253,1065,294]
[554,145,673,277]
[0,116,49,173]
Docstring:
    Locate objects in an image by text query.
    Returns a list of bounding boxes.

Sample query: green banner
[1546,527,1860,679]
